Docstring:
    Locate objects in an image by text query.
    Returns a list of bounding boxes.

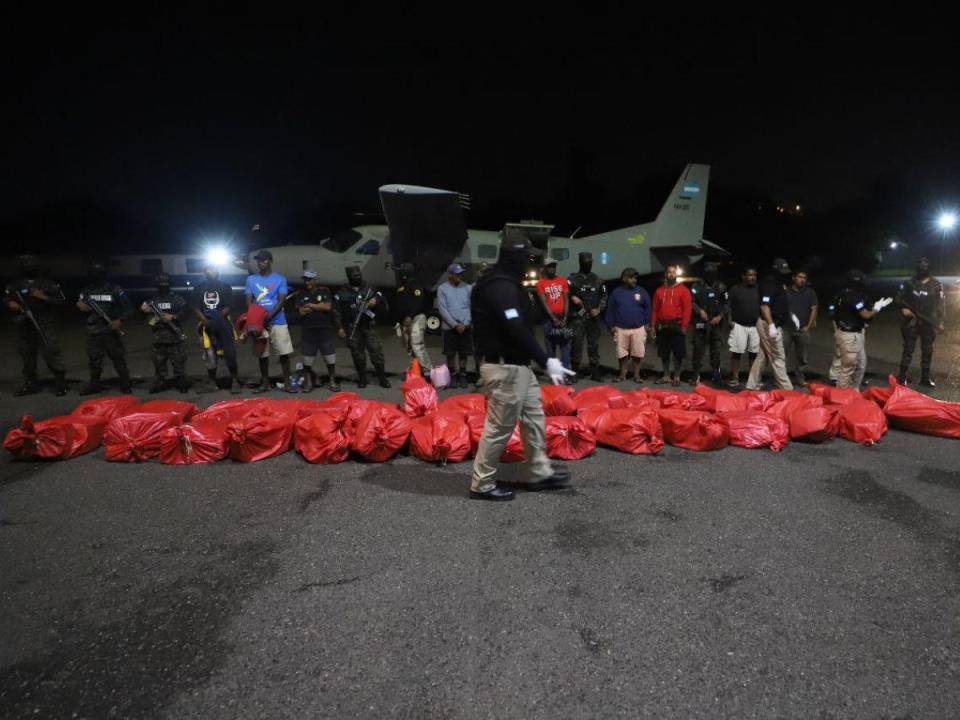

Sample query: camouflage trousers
[87,331,130,381]
[691,324,724,373]
[153,341,187,380]
[346,325,385,371]
[18,320,65,381]
[570,315,603,369]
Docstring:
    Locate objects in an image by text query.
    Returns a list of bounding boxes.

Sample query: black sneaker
[920,377,936,388]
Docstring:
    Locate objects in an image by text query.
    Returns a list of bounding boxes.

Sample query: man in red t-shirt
[536,261,573,374]
[650,265,692,385]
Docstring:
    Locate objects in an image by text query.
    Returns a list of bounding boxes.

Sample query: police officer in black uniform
[296,269,342,392]
[896,257,946,387]
[141,272,189,393]
[6,254,68,396]
[335,266,390,388]
[831,269,891,389]
[77,262,133,395]
[394,262,434,375]
[469,242,574,501]
[567,251,607,382]
[689,261,726,386]
[191,262,240,393]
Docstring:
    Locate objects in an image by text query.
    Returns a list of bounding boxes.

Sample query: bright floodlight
[937,212,957,232]
[890,241,898,249]
[205,245,231,268]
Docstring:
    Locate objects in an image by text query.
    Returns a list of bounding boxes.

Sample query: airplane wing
[379,184,468,287]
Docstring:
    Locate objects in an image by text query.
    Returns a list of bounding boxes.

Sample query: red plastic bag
[351,405,412,462]
[226,410,295,462]
[500,423,527,463]
[862,384,894,409]
[658,409,729,451]
[642,389,708,411]
[883,380,960,439]
[139,400,198,423]
[770,389,809,402]
[201,399,266,423]
[70,395,140,422]
[766,395,823,421]
[401,374,439,418]
[545,416,596,460]
[541,385,577,416]
[409,414,472,464]
[576,405,611,434]
[723,411,790,452]
[621,391,657,410]
[294,408,353,464]
[438,394,487,417]
[318,392,361,410]
[4,415,76,460]
[573,385,626,411]
[813,385,861,406]
[807,383,832,400]
[789,406,840,443]
[699,391,755,415]
[104,412,181,462]
[595,408,664,455]
[837,399,888,445]
[159,420,229,464]
[64,415,108,456]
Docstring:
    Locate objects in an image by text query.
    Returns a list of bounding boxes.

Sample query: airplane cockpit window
[477,244,497,259]
[550,248,570,262]
[355,239,381,255]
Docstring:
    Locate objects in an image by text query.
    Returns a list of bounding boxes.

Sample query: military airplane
[244,164,724,293]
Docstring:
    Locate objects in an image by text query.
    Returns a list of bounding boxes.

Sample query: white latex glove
[791,313,801,330]
[872,297,893,312]
[768,323,779,339]
[546,358,575,385]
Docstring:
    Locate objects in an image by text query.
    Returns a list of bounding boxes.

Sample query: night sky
[3,8,958,260]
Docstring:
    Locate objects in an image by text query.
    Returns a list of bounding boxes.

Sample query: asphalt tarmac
[2,310,959,718]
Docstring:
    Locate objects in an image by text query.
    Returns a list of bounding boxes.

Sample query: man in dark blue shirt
[604,268,651,383]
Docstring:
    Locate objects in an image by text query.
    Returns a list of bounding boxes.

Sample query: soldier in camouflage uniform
[335,266,390,388]
[77,262,133,395]
[567,251,607,382]
[689,261,727,385]
[140,272,189,393]
[6,254,68,396]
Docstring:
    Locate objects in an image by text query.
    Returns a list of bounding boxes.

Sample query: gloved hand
[791,313,801,330]
[546,358,575,385]
[768,323,779,339]
[873,297,893,312]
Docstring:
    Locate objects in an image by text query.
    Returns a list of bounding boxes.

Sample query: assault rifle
[349,288,375,340]
[145,299,186,340]
[84,295,124,336]
[5,286,47,346]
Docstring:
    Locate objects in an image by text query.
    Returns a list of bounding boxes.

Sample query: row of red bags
[4,373,958,465]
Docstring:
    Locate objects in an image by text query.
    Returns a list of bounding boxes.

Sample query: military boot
[53,373,68,397]
[14,381,41,397]
[80,378,103,396]
[356,370,368,389]
[590,364,602,382]
[150,377,166,394]
[376,364,391,389]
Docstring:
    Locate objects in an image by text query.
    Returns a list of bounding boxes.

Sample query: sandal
[670,376,681,387]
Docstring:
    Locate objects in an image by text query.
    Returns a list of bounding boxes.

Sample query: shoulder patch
[504,308,519,319]
[855,301,865,310]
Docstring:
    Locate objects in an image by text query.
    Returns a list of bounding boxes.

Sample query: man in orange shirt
[536,260,573,374]
[650,264,692,386]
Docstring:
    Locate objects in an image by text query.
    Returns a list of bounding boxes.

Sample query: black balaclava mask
[578,252,593,274]
[157,275,171,295]
[497,243,534,280]
[346,267,363,287]
[91,263,107,280]
[704,263,718,284]
[916,259,931,279]
[846,270,866,289]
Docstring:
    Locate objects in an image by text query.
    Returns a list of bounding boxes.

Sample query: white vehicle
[246,164,721,289]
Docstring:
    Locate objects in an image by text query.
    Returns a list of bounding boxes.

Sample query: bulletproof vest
[149,294,185,342]
[12,277,59,320]
[82,282,126,329]
[568,272,604,310]
[902,278,943,316]
[691,281,725,317]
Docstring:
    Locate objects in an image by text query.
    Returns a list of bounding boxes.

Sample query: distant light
[795,204,801,212]
[937,212,957,232]
[527,270,537,278]
[676,267,685,277]
[205,245,232,269]
[890,241,898,249]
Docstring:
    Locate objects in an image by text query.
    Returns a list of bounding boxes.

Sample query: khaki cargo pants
[746,319,793,390]
[401,313,433,371]
[835,329,866,389]
[471,363,553,493]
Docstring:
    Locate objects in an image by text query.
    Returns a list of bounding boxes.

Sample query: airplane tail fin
[651,164,709,246]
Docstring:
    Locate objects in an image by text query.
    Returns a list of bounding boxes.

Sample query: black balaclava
[916,257,931,279]
[578,252,593,274]
[156,273,171,295]
[704,262,719,284]
[346,266,363,287]
[91,262,107,281]
[846,269,866,289]
[496,243,535,280]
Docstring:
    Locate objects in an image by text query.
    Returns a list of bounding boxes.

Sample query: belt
[837,323,863,332]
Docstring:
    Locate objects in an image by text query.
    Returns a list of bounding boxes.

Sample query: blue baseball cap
[447,263,465,275]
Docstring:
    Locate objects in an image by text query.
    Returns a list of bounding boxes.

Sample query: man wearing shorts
[245,249,293,392]
[726,266,760,388]
[295,270,341,392]
[604,267,650,383]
